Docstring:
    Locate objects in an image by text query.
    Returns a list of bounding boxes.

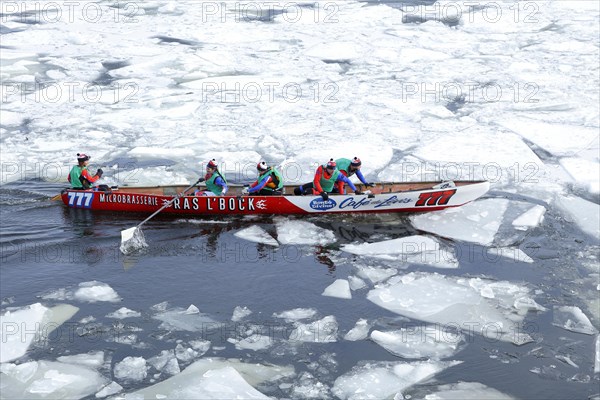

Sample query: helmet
[207,159,218,169]
[325,158,336,170]
[257,161,268,172]
[77,153,90,162]
[350,157,362,168]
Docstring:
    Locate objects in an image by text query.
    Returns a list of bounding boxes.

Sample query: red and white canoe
[60,181,490,215]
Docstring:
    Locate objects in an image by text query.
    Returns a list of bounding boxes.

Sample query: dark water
[0,181,598,399]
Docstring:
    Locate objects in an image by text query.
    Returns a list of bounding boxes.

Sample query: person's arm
[337,174,357,192]
[313,167,325,194]
[355,169,368,185]
[81,169,100,184]
[215,176,228,195]
[248,175,273,193]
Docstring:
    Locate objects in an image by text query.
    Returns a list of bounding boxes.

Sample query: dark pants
[294,183,338,195]
[251,188,282,196]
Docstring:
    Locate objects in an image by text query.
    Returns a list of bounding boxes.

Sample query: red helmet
[257,161,268,172]
[207,159,218,169]
[325,158,336,170]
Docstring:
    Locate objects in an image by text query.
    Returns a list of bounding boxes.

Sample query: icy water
[1,0,599,398]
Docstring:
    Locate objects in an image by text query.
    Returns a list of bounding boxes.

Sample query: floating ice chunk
[348,276,367,290]
[560,157,600,194]
[148,350,177,372]
[367,272,539,344]
[595,335,600,374]
[273,308,317,322]
[410,199,510,246]
[344,319,370,341]
[185,304,200,315]
[0,303,78,363]
[1,361,107,399]
[228,335,274,351]
[57,351,104,369]
[175,343,198,362]
[74,281,121,303]
[555,195,600,240]
[371,326,465,359]
[275,219,336,246]
[322,279,352,299]
[125,358,294,399]
[289,316,338,343]
[332,360,461,400]
[512,205,546,231]
[423,382,514,399]
[153,306,216,331]
[106,307,141,319]
[290,372,329,399]
[234,226,279,247]
[114,356,148,382]
[232,306,253,322]
[355,265,398,284]
[552,306,599,335]
[95,381,123,398]
[556,355,579,369]
[190,340,211,356]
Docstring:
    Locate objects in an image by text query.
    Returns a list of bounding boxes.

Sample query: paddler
[334,157,374,194]
[195,159,228,196]
[241,161,284,196]
[294,159,362,201]
[68,153,103,189]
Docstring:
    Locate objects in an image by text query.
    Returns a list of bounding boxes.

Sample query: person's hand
[96,168,103,177]
[198,177,205,183]
[355,190,363,195]
[320,191,329,201]
[365,182,374,187]
[241,188,249,195]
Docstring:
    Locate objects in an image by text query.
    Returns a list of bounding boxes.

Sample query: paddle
[119,178,203,254]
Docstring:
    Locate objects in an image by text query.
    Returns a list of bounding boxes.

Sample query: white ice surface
[344,319,371,341]
[234,226,279,247]
[322,279,352,299]
[153,305,216,331]
[595,335,600,374]
[0,303,79,363]
[232,306,253,322]
[275,218,336,246]
[56,351,104,369]
[552,306,599,335]
[289,316,338,343]
[42,281,121,303]
[423,382,514,399]
[555,195,600,240]
[148,350,180,375]
[124,358,294,399]
[113,356,148,383]
[410,199,510,246]
[342,235,458,268]
[367,272,542,344]
[348,276,367,291]
[512,205,546,231]
[106,307,141,319]
[0,360,108,399]
[559,157,600,194]
[273,308,318,322]
[228,335,274,351]
[332,360,461,400]
[95,381,123,398]
[371,325,465,359]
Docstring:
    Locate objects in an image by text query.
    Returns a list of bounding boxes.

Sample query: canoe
[60,181,489,215]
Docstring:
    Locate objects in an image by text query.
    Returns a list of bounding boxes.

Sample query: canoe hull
[60,181,490,215]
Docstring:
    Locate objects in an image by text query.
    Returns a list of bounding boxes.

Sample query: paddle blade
[120,227,147,255]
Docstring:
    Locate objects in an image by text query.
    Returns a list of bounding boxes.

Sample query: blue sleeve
[215,177,228,195]
[337,174,357,191]
[248,175,271,193]
[355,169,368,185]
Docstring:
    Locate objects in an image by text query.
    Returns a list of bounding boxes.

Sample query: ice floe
[552,306,599,335]
[106,307,141,319]
[148,350,180,376]
[0,360,108,399]
[332,360,461,400]
[410,199,510,246]
[343,235,458,268]
[234,225,279,247]
[57,351,105,369]
[273,308,318,322]
[348,275,367,291]
[42,281,121,303]
[422,382,514,399]
[153,305,216,331]
[95,381,123,398]
[555,195,600,240]
[0,303,78,363]
[595,335,600,374]
[367,272,543,344]
[289,316,338,343]
[355,264,398,285]
[322,279,352,299]
[232,305,253,322]
[275,218,336,246]
[559,157,600,194]
[123,358,293,399]
[344,319,371,341]
[371,325,465,359]
[228,335,274,351]
[114,356,148,383]
[512,205,546,231]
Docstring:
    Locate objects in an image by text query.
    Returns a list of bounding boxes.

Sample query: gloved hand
[355,190,363,195]
[198,177,205,183]
[241,188,249,195]
[365,182,375,187]
[320,191,329,201]
[96,168,103,177]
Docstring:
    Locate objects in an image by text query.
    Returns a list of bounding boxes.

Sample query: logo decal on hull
[309,198,337,210]
[415,189,457,207]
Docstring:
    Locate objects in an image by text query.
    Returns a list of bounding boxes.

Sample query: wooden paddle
[120,178,203,254]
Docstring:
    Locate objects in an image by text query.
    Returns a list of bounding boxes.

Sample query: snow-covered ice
[332,360,461,400]
[512,205,546,231]
[423,382,514,399]
[0,303,79,363]
[322,279,352,299]
[234,225,279,247]
[275,219,336,246]
[410,199,510,246]
[344,319,371,342]
[552,306,599,335]
[113,356,148,382]
[371,325,465,359]
[106,307,141,319]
